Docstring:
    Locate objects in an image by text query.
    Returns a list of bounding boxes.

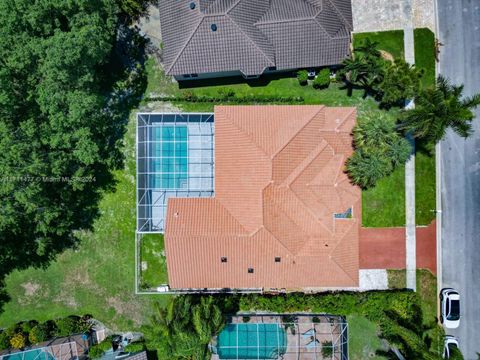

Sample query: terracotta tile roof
[164,105,361,289]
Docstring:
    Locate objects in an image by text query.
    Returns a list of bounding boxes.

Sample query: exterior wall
[352,0,435,33]
[174,70,244,81]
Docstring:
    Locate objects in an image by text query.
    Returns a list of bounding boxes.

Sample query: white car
[443,335,459,359]
[440,288,460,328]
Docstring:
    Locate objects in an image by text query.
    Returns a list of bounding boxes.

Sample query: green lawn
[415,149,436,225]
[348,315,388,360]
[362,164,406,227]
[0,114,168,331]
[413,28,437,226]
[140,234,168,289]
[353,30,405,59]
[414,28,436,88]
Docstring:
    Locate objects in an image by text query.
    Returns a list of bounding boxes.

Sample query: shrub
[29,323,53,344]
[10,333,26,350]
[55,316,90,337]
[124,342,145,353]
[89,338,113,359]
[321,341,333,357]
[20,320,38,334]
[313,69,331,89]
[0,332,10,350]
[297,70,308,86]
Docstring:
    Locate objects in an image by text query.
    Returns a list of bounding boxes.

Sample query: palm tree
[398,75,480,145]
[341,38,385,96]
[145,296,225,360]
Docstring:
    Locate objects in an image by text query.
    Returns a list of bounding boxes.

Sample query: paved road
[438,1,480,358]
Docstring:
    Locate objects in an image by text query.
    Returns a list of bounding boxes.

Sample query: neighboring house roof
[164,105,361,290]
[159,0,353,76]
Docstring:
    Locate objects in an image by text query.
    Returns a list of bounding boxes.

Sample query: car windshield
[448,300,460,320]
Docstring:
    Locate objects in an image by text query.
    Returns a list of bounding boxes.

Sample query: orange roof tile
[164,105,361,289]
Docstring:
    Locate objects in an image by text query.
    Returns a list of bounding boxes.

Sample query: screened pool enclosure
[136,113,215,233]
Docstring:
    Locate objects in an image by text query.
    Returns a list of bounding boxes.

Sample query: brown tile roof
[159,0,353,76]
[165,105,361,289]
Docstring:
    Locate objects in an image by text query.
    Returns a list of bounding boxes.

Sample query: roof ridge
[313,0,350,40]
[253,226,296,257]
[225,13,275,67]
[323,0,352,31]
[256,16,314,26]
[283,140,329,186]
[271,106,326,159]
[166,16,204,74]
[216,106,272,160]
[264,186,317,255]
[329,219,358,282]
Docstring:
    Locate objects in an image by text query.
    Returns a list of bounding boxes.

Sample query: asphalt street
[438,1,480,358]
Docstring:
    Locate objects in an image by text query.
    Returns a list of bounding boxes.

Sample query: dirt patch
[379,50,394,62]
[21,282,41,296]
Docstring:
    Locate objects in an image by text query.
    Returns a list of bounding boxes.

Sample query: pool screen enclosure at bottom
[215,324,287,359]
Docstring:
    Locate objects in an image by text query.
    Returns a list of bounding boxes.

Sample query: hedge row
[144,94,304,104]
[0,315,91,350]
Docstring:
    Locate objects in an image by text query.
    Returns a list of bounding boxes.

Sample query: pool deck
[212,314,347,360]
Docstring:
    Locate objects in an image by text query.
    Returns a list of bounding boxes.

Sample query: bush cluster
[0,315,91,351]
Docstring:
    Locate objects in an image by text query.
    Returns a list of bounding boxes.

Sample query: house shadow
[178,71,297,89]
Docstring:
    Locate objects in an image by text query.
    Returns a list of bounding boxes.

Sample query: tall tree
[398,75,480,145]
[0,0,146,283]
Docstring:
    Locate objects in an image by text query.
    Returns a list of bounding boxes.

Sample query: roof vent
[211,24,217,32]
[275,257,281,263]
[221,257,227,263]
[248,268,254,274]
[189,2,196,10]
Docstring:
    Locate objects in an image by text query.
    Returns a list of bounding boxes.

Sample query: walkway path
[404,18,417,290]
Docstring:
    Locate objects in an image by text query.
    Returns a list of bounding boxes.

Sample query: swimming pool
[1,349,55,360]
[151,125,188,189]
[215,323,287,359]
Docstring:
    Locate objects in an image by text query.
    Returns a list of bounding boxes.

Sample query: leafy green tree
[398,75,480,145]
[313,68,331,89]
[0,0,147,286]
[347,111,411,188]
[297,70,309,86]
[379,59,424,107]
[116,0,157,22]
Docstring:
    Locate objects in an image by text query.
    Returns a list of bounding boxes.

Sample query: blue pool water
[151,125,188,189]
[216,323,287,359]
